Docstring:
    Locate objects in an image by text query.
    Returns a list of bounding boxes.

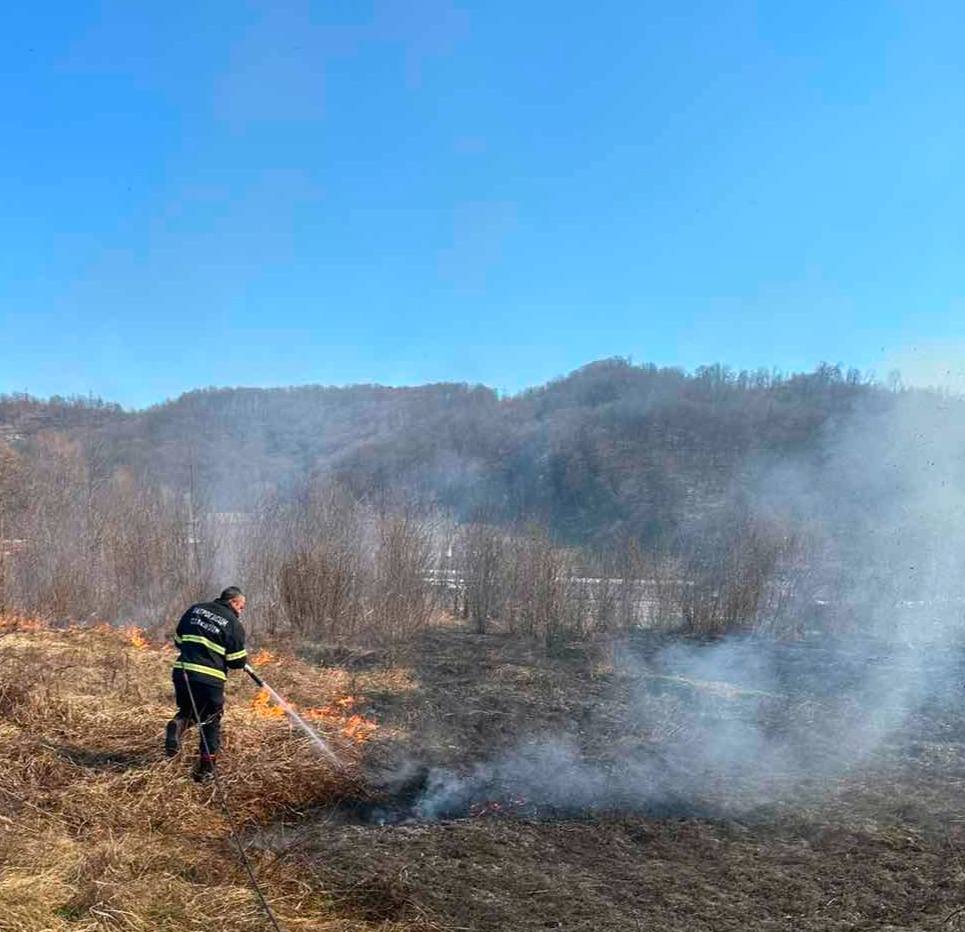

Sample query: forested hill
[0,360,925,544]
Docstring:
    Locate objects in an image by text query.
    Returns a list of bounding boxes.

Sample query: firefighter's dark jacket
[173,599,247,686]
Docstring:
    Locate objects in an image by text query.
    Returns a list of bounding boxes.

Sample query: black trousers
[171,672,225,755]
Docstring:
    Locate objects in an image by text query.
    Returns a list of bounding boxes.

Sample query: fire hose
[244,664,344,769]
[181,667,284,932]
[182,661,344,929]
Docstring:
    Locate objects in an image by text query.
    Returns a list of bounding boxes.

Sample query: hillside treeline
[0,359,897,546]
[2,359,959,643]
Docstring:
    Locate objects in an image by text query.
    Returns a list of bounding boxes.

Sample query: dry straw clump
[0,615,424,931]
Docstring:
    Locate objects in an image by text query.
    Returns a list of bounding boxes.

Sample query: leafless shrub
[3,433,213,626]
[582,537,656,634]
[451,524,663,647]
[246,484,365,639]
[666,512,807,637]
[0,441,27,615]
[0,427,817,648]
[460,521,507,633]
[504,527,582,647]
[243,481,435,646]
[371,511,434,642]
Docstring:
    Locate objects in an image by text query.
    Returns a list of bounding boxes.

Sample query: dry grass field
[0,614,425,932]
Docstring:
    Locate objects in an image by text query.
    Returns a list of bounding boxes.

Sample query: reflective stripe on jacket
[172,599,247,685]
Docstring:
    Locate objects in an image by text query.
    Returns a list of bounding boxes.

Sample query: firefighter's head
[219,586,247,615]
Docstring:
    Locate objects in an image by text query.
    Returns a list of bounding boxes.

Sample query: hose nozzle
[244,664,264,688]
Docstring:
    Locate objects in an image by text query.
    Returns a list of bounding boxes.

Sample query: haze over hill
[0,358,950,548]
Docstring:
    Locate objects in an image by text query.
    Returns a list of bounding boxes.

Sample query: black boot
[164,718,187,757]
[192,754,217,783]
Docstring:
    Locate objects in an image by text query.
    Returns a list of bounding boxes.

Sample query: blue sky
[2,1,964,407]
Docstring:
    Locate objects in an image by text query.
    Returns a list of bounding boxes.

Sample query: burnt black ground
[290,811,964,931]
[264,625,965,931]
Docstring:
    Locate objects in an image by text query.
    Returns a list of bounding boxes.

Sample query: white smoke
[414,389,965,819]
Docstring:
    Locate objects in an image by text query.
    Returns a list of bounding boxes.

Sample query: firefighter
[165,586,248,781]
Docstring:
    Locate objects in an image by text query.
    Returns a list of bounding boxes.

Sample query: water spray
[244,664,343,768]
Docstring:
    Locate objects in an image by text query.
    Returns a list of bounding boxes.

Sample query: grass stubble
[0,615,429,932]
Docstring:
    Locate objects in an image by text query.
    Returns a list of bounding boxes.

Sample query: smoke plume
[414,390,965,819]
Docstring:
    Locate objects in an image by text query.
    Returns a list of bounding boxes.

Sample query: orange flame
[340,713,378,741]
[124,626,149,650]
[0,616,156,643]
[250,689,377,742]
[0,615,45,633]
[251,648,277,666]
[251,688,285,718]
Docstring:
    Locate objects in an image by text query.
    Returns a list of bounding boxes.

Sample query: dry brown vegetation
[243,486,436,645]
[0,402,817,647]
[0,614,429,932]
[449,517,808,645]
[0,360,887,645]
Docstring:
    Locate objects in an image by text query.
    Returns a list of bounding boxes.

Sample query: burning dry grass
[250,688,377,743]
[0,614,429,932]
